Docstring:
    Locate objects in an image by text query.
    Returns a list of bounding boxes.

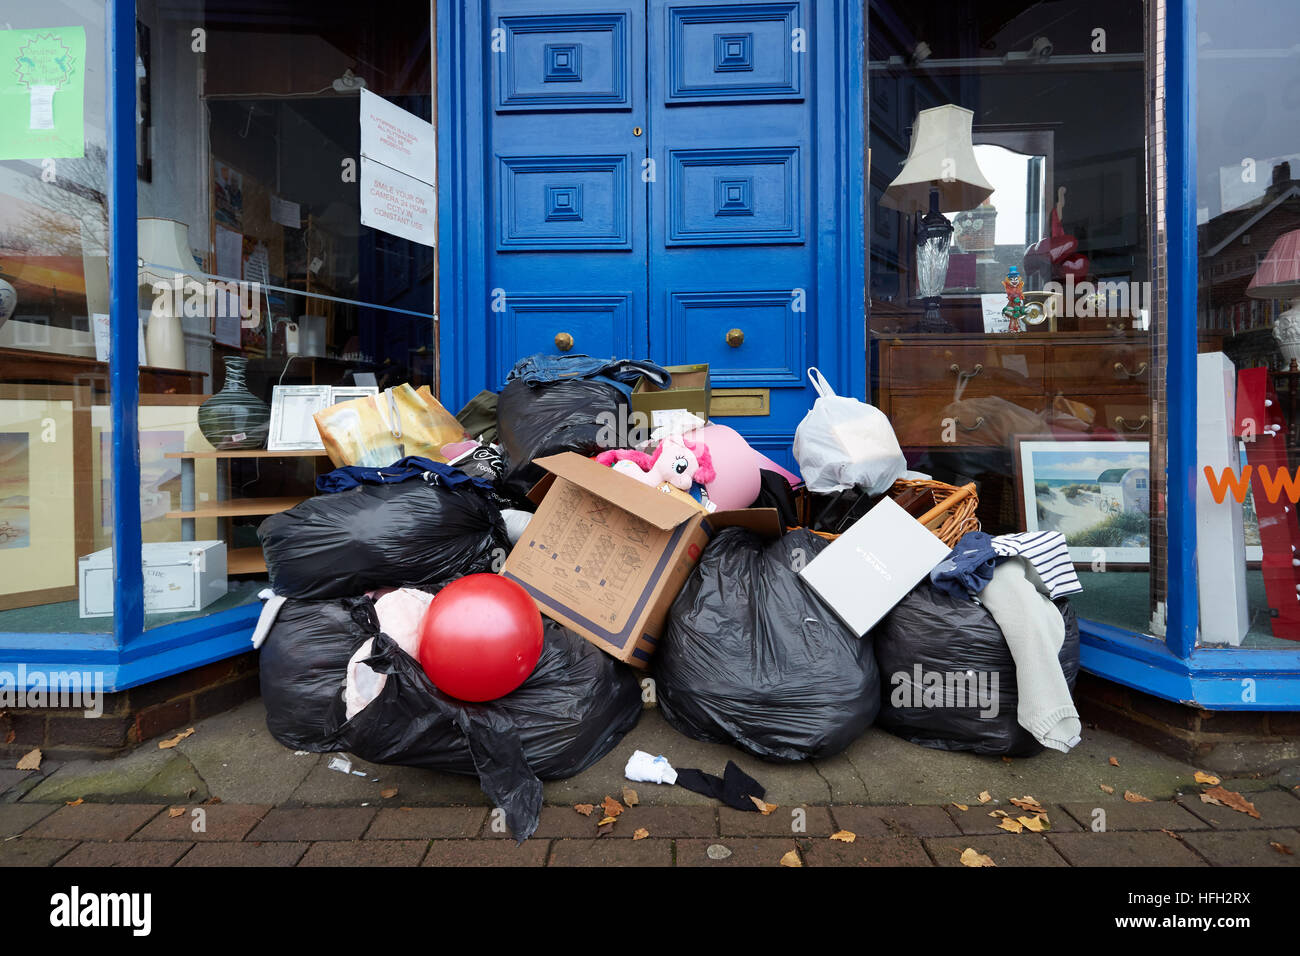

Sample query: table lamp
[139,217,206,369]
[879,105,994,332]
[1246,228,1300,366]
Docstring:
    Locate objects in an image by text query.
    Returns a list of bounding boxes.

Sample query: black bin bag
[496,377,627,501]
[655,527,880,762]
[873,581,1080,757]
[258,479,508,600]
[258,596,643,841]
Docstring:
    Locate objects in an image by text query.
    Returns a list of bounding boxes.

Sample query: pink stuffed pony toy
[595,435,716,491]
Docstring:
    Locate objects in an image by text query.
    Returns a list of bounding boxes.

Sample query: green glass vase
[198,357,270,450]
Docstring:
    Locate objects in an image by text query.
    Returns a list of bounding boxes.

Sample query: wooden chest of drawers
[874,332,1153,448]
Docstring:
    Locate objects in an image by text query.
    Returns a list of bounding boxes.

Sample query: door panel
[649,0,816,457]
[486,0,648,384]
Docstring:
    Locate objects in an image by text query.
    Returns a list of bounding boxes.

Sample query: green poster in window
[0,27,86,160]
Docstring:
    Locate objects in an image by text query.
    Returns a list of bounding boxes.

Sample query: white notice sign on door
[360,158,437,247]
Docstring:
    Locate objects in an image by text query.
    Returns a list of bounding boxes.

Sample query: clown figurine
[1002,265,1029,333]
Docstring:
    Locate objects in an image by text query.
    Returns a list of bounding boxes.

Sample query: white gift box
[79,541,228,618]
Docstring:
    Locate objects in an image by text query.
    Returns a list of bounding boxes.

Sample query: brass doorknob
[725,328,744,348]
[554,332,574,352]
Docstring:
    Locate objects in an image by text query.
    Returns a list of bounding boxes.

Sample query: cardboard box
[502,452,778,667]
[79,540,228,618]
[631,363,710,428]
[798,497,951,636]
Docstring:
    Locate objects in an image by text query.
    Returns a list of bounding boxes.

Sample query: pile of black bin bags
[254,446,643,843]
[653,525,1080,761]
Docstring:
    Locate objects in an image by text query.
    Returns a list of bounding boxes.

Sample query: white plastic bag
[793,367,907,494]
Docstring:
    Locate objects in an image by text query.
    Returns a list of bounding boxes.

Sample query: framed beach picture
[1013,436,1151,566]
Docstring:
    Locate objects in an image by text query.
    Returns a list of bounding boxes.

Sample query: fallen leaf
[622,786,639,807]
[15,748,40,771]
[1194,770,1221,786]
[601,795,625,818]
[1123,790,1152,803]
[830,830,856,843]
[632,828,650,841]
[168,807,185,818]
[997,818,1024,834]
[977,791,992,804]
[1202,786,1260,819]
[1001,757,1013,764]
[1018,815,1049,832]
[1161,829,1184,841]
[1010,796,1045,814]
[574,803,595,817]
[1109,756,1120,767]
[597,815,618,826]
[1269,841,1293,856]
[64,798,83,807]
[988,810,1009,818]
[201,796,222,806]
[707,844,732,860]
[959,847,996,867]
[596,822,614,837]
[779,849,802,868]
[1099,784,1115,794]
[4,729,13,744]
[750,796,778,815]
[158,728,195,749]
[952,803,968,811]
[380,788,398,799]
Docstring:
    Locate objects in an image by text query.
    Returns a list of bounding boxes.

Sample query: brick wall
[0,652,260,762]
[1075,672,1300,774]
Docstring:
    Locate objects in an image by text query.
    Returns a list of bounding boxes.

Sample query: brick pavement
[0,791,1294,867]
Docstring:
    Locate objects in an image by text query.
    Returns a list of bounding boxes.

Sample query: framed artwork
[328,385,379,405]
[268,385,332,451]
[1013,436,1151,566]
[91,396,218,550]
[0,387,92,610]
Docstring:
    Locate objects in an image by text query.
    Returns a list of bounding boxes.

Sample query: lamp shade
[879,105,995,214]
[1247,229,1300,301]
[138,217,205,285]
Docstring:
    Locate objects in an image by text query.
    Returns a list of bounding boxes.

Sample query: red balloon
[417,574,544,702]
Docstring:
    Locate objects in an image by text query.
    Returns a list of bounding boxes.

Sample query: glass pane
[138,0,435,627]
[0,3,113,633]
[1195,0,1300,648]
[869,0,1163,638]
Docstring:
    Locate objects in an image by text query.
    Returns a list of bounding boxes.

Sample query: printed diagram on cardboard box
[516,484,656,624]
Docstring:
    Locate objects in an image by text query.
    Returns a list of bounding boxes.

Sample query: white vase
[1273,300,1300,367]
[145,309,186,369]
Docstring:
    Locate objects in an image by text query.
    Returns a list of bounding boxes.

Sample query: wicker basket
[795,479,980,549]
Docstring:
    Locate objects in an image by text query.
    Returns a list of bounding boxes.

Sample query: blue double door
[458,0,863,468]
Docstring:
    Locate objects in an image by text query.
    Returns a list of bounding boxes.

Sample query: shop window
[0,5,115,632]
[1195,0,1300,649]
[868,0,1165,639]
[135,0,435,628]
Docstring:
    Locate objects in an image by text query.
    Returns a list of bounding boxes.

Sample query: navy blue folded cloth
[316,455,493,494]
[929,530,998,598]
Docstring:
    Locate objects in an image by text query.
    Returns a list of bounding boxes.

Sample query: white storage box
[79,541,228,618]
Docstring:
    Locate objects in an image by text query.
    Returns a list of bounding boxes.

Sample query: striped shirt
[990,531,1082,600]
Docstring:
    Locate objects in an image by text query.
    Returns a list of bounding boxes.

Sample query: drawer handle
[1113,361,1148,379]
[726,328,745,348]
[956,416,986,432]
[554,332,574,352]
[1113,414,1150,431]
[949,363,983,378]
